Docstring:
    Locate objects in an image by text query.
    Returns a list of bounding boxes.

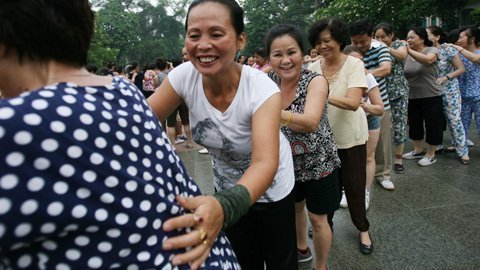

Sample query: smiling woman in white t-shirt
[148,0,296,269]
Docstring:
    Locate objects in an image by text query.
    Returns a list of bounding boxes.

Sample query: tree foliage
[470,7,480,25]
[87,0,471,68]
[87,15,120,67]
[243,0,317,55]
[316,0,467,38]
[87,0,186,68]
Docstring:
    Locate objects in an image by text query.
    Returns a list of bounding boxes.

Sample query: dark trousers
[328,144,369,232]
[166,102,189,127]
[408,96,444,145]
[225,190,298,270]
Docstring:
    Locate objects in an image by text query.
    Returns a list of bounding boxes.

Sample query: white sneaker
[418,156,437,166]
[377,178,395,190]
[340,191,348,208]
[365,189,371,211]
[174,138,185,144]
[198,148,209,154]
[435,144,444,152]
[467,139,474,147]
[402,150,426,159]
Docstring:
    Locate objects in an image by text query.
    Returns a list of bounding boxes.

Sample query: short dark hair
[114,65,124,74]
[99,67,112,76]
[86,64,98,74]
[185,0,244,36]
[0,0,94,66]
[459,25,479,46]
[373,22,394,37]
[155,58,168,70]
[349,18,373,37]
[129,62,139,72]
[447,29,460,44]
[148,63,157,70]
[410,27,433,47]
[254,47,267,58]
[343,45,363,56]
[106,62,116,70]
[172,59,182,67]
[427,26,447,44]
[308,17,349,50]
[265,24,305,58]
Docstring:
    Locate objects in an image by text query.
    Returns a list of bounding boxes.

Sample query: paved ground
[176,126,480,270]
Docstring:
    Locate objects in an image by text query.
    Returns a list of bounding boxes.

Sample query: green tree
[132,0,185,65]
[315,0,466,38]
[88,0,188,66]
[470,7,480,25]
[88,14,120,67]
[243,0,317,55]
[95,0,140,64]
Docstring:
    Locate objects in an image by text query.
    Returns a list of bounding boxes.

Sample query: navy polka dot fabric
[0,77,240,269]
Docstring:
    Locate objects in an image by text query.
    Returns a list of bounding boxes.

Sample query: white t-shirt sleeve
[166,62,196,98]
[365,73,379,93]
[250,71,280,113]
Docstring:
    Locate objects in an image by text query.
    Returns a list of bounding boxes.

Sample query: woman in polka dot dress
[0,1,239,269]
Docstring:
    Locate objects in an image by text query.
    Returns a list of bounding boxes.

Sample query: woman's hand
[162,195,224,270]
[436,76,448,85]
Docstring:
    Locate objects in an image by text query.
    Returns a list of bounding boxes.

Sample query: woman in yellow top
[308,17,373,255]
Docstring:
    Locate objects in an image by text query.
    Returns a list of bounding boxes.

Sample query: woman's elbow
[349,102,361,111]
[426,57,437,65]
[305,121,318,133]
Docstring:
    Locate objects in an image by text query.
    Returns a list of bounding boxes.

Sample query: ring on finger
[199,228,207,241]
[202,239,208,245]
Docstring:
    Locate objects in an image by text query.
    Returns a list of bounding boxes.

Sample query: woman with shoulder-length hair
[373,22,410,174]
[308,17,374,255]
[402,27,444,167]
[148,0,297,269]
[0,0,240,269]
[426,25,468,164]
[266,24,341,270]
[448,26,480,150]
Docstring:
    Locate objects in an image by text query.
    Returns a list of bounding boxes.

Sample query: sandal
[460,158,470,165]
[445,146,456,153]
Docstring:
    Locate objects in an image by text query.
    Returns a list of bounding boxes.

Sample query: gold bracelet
[281,111,293,126]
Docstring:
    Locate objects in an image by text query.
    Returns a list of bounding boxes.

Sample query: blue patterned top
[437,44,460,94]
[0,77,240,269]
[458,49,480,101]
[386,40,409,101]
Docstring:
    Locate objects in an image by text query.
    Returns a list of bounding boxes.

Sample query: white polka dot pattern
[0,78,239,269]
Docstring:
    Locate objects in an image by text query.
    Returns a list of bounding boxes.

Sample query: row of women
[1,1,479,270]
[381,24,480,167]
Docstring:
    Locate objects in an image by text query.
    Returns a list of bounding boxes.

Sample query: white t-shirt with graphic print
[168,62,294,203]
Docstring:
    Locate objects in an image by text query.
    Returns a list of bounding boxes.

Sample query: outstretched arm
[160,93,283,269]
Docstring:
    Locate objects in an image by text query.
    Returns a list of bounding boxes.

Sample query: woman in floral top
[451,26,480,151]
[142,63,158,96]
[427,26,468,164]
[374,22,409,173]
[267,24,341,270]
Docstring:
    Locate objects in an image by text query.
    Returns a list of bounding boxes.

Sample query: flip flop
[460,158,470,165]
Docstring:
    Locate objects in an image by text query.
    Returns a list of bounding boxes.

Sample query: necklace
[321,57,346,83]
